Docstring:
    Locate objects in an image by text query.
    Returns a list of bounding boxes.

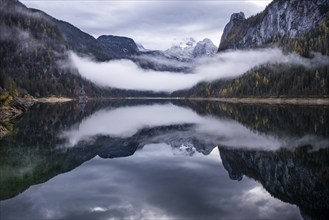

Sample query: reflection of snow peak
[59,104,281,149]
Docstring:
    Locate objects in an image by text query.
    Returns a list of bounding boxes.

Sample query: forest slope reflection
[0,100,328,219]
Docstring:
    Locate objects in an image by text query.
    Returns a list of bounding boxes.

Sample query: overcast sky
[21,0,271,50]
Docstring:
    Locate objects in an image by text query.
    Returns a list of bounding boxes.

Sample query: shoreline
[187,97,329,105]
[1,96,328,138]
[0,96,73,138]
[8,96,329,106]
[33,97,73,103]
[88,97,329,105]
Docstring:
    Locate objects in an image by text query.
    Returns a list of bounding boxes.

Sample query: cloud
[134,53,194,71]
[69,48,329,92]
[21,0,270,50]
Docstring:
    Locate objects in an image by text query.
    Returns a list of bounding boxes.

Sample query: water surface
[1,100,328,219]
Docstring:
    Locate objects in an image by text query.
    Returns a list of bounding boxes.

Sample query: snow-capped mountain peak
[172,37,197,49]
[193,38,217,58]
[165,37,217,60]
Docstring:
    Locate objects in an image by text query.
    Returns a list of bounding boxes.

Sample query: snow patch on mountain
[164,37,217,60]
[193,38,217,58]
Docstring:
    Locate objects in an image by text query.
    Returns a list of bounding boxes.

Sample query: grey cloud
[21,0,270,49]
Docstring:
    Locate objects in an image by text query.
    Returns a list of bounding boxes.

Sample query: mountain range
[0,0,329,99]
[164,37,217,60]
[219,0,329,51]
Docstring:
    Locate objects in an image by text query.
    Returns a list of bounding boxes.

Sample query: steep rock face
[220,147,329,220]
[220,12,246,44]
[97,35,140,58]
[165,37,217,60]
[192,38,217,58]
[219,0,329,51]
[164,37,197,61]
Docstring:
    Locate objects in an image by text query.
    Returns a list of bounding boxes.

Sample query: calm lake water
[1,100,328,220]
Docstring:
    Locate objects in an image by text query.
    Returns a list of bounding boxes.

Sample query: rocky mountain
[219,0,329,51]
[193,38,218,58]
[0,0,207,100]
[165,37,217,60]
[164,37,196,61]
[1,0,328,99]
[220,12,245,45]
[57,23,144,61]
[175,0,329,98]
[114,37,217,72]
[97,35,140,58]
[0,0,171,98]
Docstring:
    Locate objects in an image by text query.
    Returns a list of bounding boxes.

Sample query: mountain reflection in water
[0,100,328,220]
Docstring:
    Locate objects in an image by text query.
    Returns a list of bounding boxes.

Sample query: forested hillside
[173,11,329,98]
[0,0,103,97]
[0,0,166,99]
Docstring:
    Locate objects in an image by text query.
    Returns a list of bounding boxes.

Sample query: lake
[0,99,328,220]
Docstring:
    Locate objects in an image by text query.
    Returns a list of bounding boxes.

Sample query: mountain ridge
[219,0,329,51]
[172,0,329,98]
[164,37,217,60]
[0,0,172,98]
[1,0,328,100]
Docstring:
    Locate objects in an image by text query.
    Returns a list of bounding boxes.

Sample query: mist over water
[69,48,329,92]
[1,100,328,220]
[58,103,329,150]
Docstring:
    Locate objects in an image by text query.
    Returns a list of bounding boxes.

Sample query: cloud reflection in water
[59,103,328,151]
[0,144,301,220]
[59,104,281,150]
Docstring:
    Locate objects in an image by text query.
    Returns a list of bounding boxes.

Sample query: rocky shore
[0,97,34,138]
[0,96,72,138]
